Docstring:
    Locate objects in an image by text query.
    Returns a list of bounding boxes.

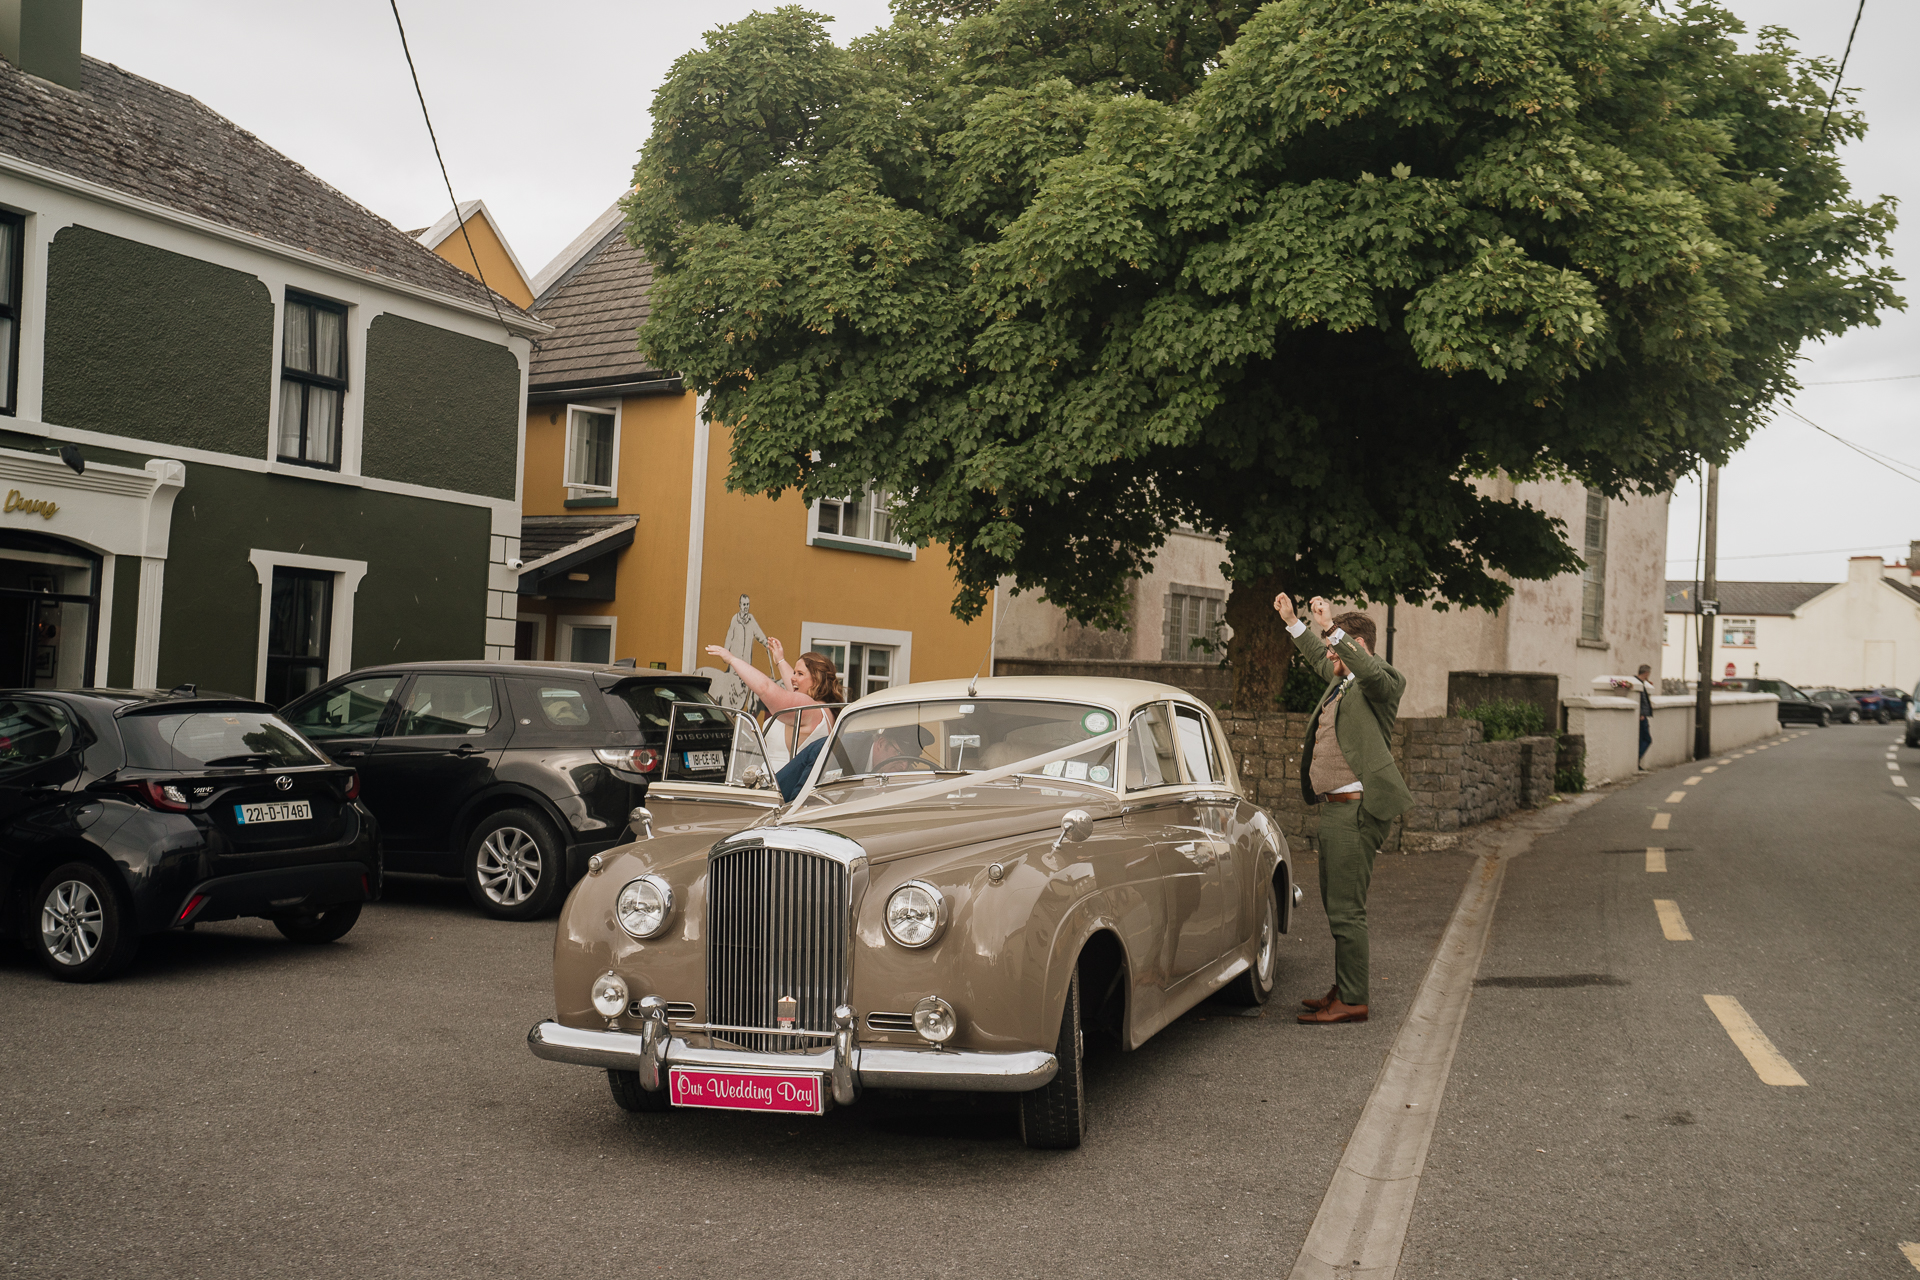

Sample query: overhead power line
[1804,372,1920,385]
[1820,0,1868,140]
[388,0,511,337]
[1783,406,1920,485]
[1664,542,1908,565]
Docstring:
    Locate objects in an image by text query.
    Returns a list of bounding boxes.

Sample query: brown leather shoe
[1301,984,1339,1012]
[1297,999,1368,1024]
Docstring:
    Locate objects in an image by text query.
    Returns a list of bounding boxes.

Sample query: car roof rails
[612,658,637,668]
[166,682,197,697]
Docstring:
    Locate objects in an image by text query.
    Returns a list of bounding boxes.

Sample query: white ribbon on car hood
[784,726,1127,824]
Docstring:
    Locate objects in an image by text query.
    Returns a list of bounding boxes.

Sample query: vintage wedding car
[526,677,1299,1148]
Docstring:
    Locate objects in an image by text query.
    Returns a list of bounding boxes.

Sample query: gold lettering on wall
[3,489,59,520]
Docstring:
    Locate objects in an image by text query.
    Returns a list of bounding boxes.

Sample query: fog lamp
[883,880,948,948]
[912,995,957,1044]
[616,876,674,938]
[590,971,629,1019]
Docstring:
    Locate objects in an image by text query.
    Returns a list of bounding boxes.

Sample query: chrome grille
[707,845,848,1053]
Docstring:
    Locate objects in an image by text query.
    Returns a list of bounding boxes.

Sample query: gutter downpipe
[680,393,710,673]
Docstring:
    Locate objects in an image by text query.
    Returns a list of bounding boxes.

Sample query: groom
[1275,593,1413,1025]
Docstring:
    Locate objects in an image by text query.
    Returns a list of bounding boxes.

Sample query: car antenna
[166,682,197,697]
[966,636,993,698]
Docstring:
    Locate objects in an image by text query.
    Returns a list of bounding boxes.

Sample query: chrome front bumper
[527,1018,1058,1102]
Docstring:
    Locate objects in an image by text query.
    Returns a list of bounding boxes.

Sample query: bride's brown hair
[796,651,845,705]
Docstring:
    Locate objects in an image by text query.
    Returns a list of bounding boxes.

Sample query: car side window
[393,675,497,737]
[284,675,401,741]
[1125,703,1179,792]
[519,683,599,729]
[0,699,75,776]
[1173,705,1222,784]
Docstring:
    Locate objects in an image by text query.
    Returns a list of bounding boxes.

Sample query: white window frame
[800,622,912,698]
[807,482,913,558]
[1720,617,1757,649]
[557,613,617,665]
[563,401,621,500]
[246,549,368,701]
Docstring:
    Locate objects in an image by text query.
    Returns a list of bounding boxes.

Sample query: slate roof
[1884,577,1920,607]
[527,206,669,392]
[1664,580,1836,616]
[520,514,637,566]
[0,55,533,322]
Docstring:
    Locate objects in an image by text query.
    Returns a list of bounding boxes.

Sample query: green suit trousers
[1318,799,1389,1006]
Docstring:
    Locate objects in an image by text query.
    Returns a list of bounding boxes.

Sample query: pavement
[3,723,1916,1278]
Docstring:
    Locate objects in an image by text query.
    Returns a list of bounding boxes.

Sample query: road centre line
[1652,813,1671,830]
[1702,766,1718,773]
[1654,900,1693,941]
[1666,791,1688,803]
[1909,797,1920,812]
[1718,758,1734,765]
[1646,847,1666,873]
[1286,798,1604,1279]
[1703,995,1808,1086]
[1900,1241,1920,1271]
[1685,776,1703,785]
[1895,777,1908,788]
[1889,762,1901,770]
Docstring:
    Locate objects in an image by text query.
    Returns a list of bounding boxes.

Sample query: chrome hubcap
[476,827,542,906]
[41,880,103,966]
[1255,893,1276,985]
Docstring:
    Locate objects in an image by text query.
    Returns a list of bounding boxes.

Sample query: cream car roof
[846,676,1209,715]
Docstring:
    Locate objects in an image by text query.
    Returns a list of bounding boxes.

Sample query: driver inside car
[868,725,933,772]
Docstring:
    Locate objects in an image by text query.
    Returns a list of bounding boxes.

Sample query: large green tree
[628,0,1898,703]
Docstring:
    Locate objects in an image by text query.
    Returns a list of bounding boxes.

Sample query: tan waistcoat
[1310,687,1359,795]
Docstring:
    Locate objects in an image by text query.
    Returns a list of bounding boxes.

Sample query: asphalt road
[1402,722,1920,1279]
[4,724,1914,1278]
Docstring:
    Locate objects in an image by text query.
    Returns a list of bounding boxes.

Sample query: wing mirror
[1052,809,1093,852]
[628,806,653,839]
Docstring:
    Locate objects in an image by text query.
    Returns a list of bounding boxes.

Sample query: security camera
[506,557,524,571]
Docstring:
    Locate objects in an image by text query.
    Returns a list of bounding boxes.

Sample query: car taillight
[139,781,191,812]
[595,747,660,775]
[343,770,361,800]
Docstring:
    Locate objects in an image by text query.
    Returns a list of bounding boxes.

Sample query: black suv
[1,689,379,982]
[280,662,717,920]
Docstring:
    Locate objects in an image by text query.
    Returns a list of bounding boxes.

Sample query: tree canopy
[627,0,1899,699]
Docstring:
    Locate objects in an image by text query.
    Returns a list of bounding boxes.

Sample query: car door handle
[334,749,367,761]
[452,743,480,756]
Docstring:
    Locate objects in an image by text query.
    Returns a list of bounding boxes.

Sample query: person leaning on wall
[1274,592,1414,1026]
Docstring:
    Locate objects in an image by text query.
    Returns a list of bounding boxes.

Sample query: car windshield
[119,709,325,770]
[815,699,1120,789]
[611,681,718,729]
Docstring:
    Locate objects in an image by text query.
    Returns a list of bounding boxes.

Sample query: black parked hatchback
[279,662,717,920]
[1,689,379,982]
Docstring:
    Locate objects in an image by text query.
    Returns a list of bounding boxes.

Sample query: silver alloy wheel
[476,826,543,906]
[41,879,104,967]
[1254,888,1277,986]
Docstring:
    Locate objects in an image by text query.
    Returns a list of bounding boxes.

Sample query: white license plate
[683,750,724,771]
[235,800,312,825]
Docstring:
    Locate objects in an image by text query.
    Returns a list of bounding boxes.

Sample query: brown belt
[1318,791,1362,804]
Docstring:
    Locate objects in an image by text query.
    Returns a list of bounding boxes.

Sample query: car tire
[607,1069,672,1113]
[32,862,139,983]
[273,902,362,944]
[1846,709,1860,724]
[464,808,568,920]
[1876,709,1890,724]
[1223,880,1279,1007]
[1019,966,1086,1150]
[1907,729,1919,749]
[1817,711,1830,727]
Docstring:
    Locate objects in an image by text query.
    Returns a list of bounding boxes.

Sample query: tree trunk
[1224,569,1289,710]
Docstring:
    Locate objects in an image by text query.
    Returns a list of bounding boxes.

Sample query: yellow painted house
[487,203,993,698]
[412,199,535,310]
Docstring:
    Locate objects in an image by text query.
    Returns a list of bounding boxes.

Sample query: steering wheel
[878,756,940,773]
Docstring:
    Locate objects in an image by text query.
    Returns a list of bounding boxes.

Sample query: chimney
[0,0,83,91]
[1911,540,1920,580]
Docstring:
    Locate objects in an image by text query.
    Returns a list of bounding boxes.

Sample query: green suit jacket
[1292,624,1414,822]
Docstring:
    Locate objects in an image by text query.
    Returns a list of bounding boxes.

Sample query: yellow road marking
[1666,791,1688,803]
[1652,812,1671,830]
[1703,995,1807,1086]
[1899,1241,1920,1270]
[1655,899,1693,940]
[1702,766,1719,773]
[1685,776,1703,785]
[1646,847,1666,873]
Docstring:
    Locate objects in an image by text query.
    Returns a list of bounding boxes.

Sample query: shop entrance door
[0,533,100,689]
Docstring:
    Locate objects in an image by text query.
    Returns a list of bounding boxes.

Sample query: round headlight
[883,880,948,948]
[912,995,957,1044]
[616,875,674,939]
[590,970,629,1019]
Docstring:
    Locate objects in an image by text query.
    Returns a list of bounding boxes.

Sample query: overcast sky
[82,0,1915,584]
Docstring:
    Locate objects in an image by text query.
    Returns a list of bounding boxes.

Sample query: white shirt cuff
[1327,627,1347,644]
[1329,781,1363,794]
[1287,619,1307,637]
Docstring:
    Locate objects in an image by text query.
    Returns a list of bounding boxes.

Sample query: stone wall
[993,657,1234,705]
[1224,710,1561,853]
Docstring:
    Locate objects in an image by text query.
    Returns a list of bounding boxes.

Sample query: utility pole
[1693,464,1719,760]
